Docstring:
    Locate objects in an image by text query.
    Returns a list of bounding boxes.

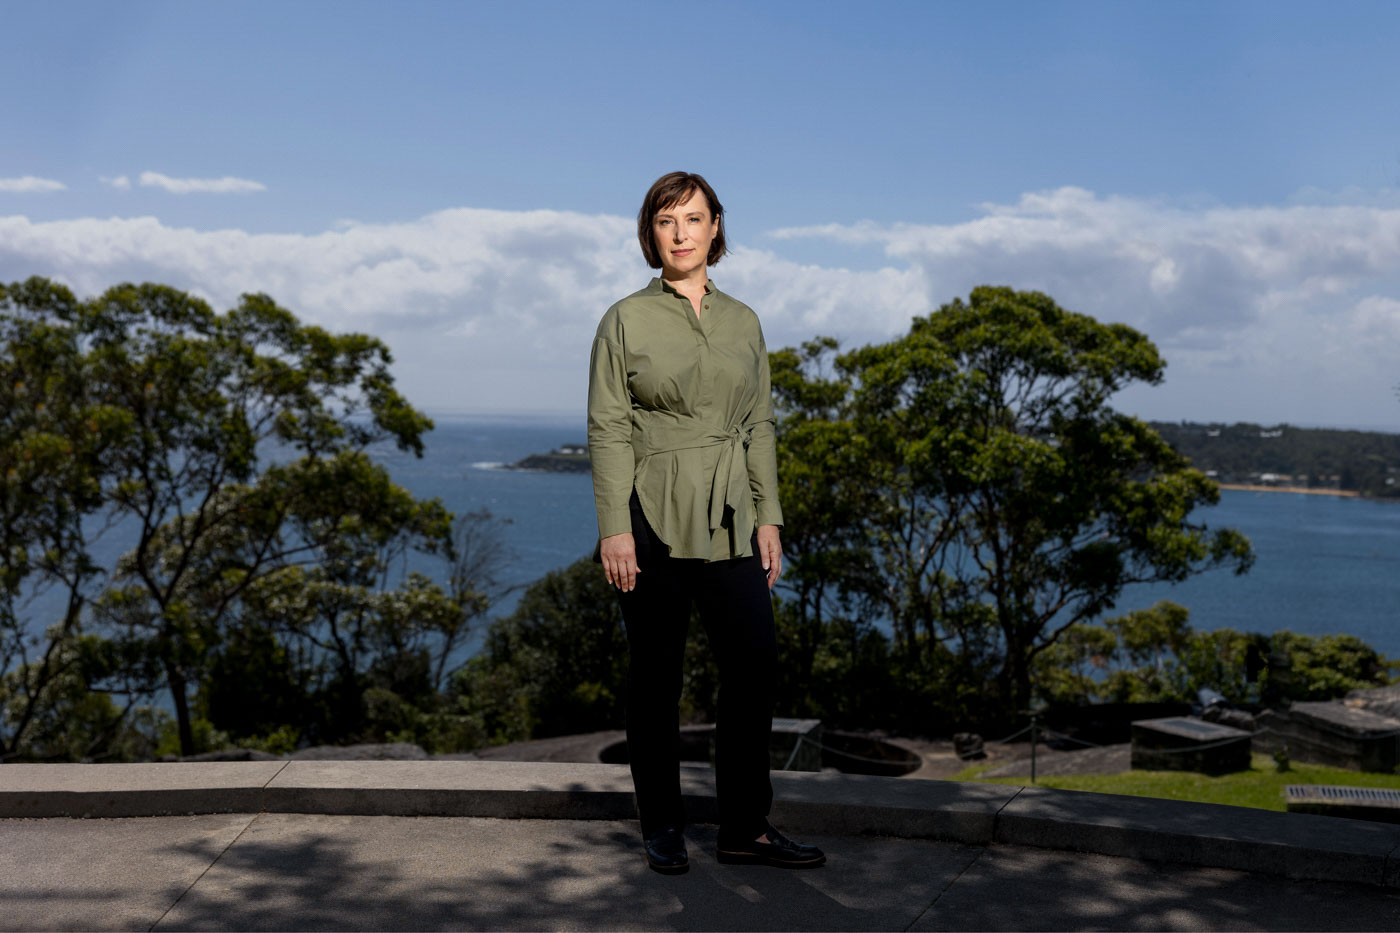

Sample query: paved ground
[3,813,1400,932]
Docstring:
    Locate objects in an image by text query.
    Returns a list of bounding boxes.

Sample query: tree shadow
[910,843,1400,932]
[155,815,981,931]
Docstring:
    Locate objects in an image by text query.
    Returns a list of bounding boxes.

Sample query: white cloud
[138,172,266,194]
[0,207,918,417]
[772,187,1400,425]
[773,187,1400,340]
[2,190,1399,425]
[1338,295,1400,343]
[0,176,66,193]
[101,175,132,190]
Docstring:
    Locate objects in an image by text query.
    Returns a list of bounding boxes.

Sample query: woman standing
[587,172,826,874]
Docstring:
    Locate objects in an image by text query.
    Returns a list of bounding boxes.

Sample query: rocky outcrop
[1344,684,1400,721]
[1255,702,1400,773]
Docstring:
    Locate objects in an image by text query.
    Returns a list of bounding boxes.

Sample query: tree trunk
[1001,633,1034,717]
[167,661,195,757]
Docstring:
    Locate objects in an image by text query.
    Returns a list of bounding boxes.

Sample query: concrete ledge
[998,784,1400,887]
[265,760,640,820]
[768,769,1020,845]
[0,762,287,818]
[4,761,1400,888]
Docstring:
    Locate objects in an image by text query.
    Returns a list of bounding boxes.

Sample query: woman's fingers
[600,533,640,592]
[617,555,639,592]
[757,525,783,590]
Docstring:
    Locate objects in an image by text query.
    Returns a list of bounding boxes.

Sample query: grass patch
[951,754,1400,811]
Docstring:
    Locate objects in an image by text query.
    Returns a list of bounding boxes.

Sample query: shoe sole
[716,849,826,868]
[646,857,690,875]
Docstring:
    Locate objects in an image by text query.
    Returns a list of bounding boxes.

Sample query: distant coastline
[501,443,590,474]
[1217,483,1359,498]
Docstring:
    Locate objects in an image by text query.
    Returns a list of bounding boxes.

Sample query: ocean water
[1116,487,1400,654]
[17,417,1400,662]
[381,419,1400,659]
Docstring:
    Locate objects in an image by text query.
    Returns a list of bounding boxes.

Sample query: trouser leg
[617,498,693,836]
[697,533,777,841]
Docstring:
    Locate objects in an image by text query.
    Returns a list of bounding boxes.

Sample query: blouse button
[703,304,710,310]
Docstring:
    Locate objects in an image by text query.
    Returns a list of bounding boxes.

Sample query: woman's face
[652,188,718,280]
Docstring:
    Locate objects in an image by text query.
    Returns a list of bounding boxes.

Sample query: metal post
[1030,711,1038,784]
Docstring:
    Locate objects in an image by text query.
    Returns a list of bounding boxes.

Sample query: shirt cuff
[756,500,784,528]
[597,510,634,539]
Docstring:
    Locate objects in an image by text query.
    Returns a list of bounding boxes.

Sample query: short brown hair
[637,171,727,269]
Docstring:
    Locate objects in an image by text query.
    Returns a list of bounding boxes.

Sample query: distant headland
[504,443,590,474]
[1151,421,1400,500]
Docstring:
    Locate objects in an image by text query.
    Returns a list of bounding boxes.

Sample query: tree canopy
[771,286,1255,723]
[1,277,466,759]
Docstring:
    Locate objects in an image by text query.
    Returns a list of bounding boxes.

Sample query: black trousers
[617,492,777,840]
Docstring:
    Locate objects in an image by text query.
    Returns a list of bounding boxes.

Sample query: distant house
[556,444,587,456]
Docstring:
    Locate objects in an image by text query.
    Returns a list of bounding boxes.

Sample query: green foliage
[1269,630,1394,701]
[1,279,133,760]
[772,600,895,728]
[772,287,1254,725]
[2,276,461,760]
[454,557,630,744]
[155,715,229,758]
[1031,601,1394,707]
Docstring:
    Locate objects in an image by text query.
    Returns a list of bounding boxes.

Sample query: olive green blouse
[587,277,783,562]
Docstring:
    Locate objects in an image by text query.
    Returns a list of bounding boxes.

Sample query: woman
[587,171,825,874]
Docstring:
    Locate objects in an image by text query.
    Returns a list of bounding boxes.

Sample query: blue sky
[4,0,1400,428]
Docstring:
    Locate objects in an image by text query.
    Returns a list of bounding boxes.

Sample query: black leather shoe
[644,825,689,874]
[717,825,826,868]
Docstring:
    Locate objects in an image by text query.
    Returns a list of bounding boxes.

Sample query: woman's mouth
[672,248,694,257]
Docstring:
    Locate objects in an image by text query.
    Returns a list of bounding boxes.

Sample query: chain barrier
[1039,728,1107,749]
[989,723,1034,746]
[780,732,926,769]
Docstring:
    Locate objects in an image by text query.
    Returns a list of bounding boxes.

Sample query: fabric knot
[709,423,756,535]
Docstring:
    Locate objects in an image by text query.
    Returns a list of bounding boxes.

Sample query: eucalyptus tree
[0,277,462,757]
[773,286,1253,720]
[0,279,134,760]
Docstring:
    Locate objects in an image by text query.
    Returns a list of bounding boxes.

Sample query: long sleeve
[587,315,635,540]
[746,331,784,528]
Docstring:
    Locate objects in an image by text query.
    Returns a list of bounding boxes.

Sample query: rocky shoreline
[501,443,590,474]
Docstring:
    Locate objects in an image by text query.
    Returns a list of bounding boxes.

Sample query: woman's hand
[757,524,783,590]
[600,532,640,592]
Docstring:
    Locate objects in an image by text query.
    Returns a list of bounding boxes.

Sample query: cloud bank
[1,188,1398,425]
[138,172,266,194]
[0,176,66,193]
[773,187,1400,426]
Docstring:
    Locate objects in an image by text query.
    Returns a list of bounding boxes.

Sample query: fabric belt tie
[708,423,755,534]
[636,421,756,535]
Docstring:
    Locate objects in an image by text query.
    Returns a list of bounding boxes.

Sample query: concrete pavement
[2,761,1400,930]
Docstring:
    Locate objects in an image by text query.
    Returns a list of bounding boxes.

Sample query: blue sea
[378,417,1400,659]
[19,416,1400,662]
